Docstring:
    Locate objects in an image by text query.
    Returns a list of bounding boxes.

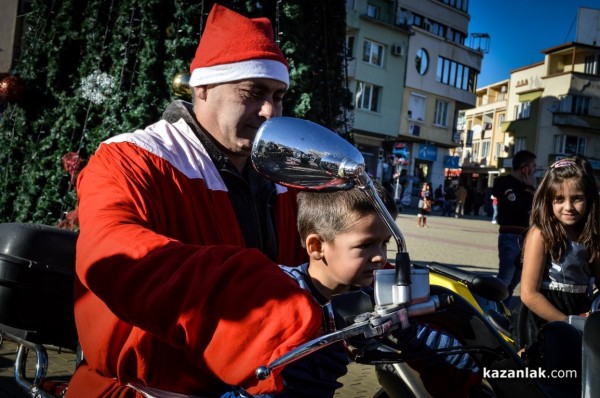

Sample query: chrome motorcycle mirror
[252,117,414,309]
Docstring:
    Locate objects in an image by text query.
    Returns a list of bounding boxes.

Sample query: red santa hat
[189,4,289,87]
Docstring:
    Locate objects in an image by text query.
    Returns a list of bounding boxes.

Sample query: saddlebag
[0,222,78,350]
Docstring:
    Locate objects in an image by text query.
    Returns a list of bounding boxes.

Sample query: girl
[519,157,600,345]
[417,182,432,227]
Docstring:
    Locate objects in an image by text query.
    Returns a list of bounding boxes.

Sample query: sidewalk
[0,209,509,397]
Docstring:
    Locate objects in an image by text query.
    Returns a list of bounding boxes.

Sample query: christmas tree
[0,0,352,227]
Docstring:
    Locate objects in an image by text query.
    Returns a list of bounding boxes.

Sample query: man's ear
[305,234,324,260]
[194,85,208,101]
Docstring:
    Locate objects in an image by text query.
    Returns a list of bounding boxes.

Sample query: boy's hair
[530,156,600,262]
[297,182,398,247]
[512,150,536,170]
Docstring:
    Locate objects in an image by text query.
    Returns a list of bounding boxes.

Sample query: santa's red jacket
[69,115,321,397]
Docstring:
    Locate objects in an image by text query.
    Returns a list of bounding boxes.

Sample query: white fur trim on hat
[189,59,289,87]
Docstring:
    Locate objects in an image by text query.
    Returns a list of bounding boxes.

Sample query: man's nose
[259,99,276,119]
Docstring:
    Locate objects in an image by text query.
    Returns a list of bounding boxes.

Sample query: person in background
[417,182,432,227]
[492,150,537,306]
[454,184,467,218]
[491,194,498,224]
[434,184,444,210]
[442,184,456,216]
[70,5,322,397]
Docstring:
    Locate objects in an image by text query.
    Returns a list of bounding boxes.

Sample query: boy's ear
[305,234,324,260]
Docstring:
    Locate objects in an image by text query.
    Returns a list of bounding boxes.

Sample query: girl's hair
[296,182,397,247]
[530,156,600,263]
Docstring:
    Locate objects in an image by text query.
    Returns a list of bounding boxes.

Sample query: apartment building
[345,0,412,177]
[346,0,484,199]
[459,79,509,190]
[458,7,600,188]
[504,41,600,176]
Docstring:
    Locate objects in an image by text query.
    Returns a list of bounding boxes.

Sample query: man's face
[195,78,287,162]
[521,160,537,177]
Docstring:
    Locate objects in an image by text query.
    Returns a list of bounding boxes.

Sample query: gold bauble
[172,72,191,98]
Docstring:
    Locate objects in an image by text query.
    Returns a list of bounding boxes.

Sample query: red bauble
[0,75,26,103]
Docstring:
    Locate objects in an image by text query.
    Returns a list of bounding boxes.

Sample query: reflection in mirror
[252,117,364,191]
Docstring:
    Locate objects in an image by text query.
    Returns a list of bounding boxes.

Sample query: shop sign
[416,144,437,161]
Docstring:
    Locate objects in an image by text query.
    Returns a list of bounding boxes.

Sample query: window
[559,95,590,115]
[408,93,426,121]
[480,140,491,162]
[362,39,384,67]
[433,99,449,126]
[430,21,446,38]
[367,4,379,18]
[554,135,586,156]
[442,0,468,12]
[494,142,503,161]
[471,141,480,161]
[346,36,355,58]
[514,137,527,153]
[584,54,600,75]
[436,56,477,92]
[415,48,429,75]
[355,81,381,112]
[514,101,531,119]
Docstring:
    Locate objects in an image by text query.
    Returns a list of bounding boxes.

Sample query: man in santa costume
[68,4,322,397]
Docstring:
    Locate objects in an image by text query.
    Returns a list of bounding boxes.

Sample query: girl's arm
[520,227,568,322]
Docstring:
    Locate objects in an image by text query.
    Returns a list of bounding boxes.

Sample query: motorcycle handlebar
[255,294,450,380]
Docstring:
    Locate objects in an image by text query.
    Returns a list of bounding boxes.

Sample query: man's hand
[521,165,536,188]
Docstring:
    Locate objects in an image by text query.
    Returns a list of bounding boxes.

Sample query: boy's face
[318,212,391,294]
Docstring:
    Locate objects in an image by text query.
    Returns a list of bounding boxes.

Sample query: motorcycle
[250,117,599,398]
[0,116,594,397]
[0,222,78,398]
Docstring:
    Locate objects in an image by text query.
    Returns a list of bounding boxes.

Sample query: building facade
[504,42,600,178]
[345,0,484,203]
[459,79,509,191]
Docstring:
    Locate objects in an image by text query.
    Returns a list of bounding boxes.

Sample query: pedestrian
[491,150,537,305]
[417,182,432,227]
[518,156,600,350]
[434,184,444,210]
[472,189,484,216]
[69,5,322,397]
[491,194,498,224]
[442,185,456,216]
[454,184,467,218]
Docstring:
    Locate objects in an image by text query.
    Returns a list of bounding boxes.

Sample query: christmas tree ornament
[172,72,191,98]
[0,75,26,103]
[80,70,116,105]
[62,151,83,185]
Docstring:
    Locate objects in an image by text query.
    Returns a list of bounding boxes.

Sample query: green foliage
[0,0,352,225]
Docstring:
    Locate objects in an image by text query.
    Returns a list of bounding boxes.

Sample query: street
[0,209,510,397]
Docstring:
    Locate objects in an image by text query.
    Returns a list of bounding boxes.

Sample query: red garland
[62,152,83,185]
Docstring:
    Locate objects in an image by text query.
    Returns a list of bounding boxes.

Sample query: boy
[269,183,481,398]
[269,183,396,398]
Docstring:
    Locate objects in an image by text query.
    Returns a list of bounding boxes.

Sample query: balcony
[552,113,600,132]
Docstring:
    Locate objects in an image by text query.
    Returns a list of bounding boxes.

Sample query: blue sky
[469,0,600,88]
